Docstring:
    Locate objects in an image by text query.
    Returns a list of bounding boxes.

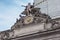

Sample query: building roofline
[9,28,60,40]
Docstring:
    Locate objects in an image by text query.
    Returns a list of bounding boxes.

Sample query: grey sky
[34,0,60,19]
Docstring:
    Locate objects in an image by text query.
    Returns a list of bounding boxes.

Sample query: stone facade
[0,2,60,40]
[9,29,60,40]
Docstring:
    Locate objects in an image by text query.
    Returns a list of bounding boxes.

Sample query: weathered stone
[0,3,60,40]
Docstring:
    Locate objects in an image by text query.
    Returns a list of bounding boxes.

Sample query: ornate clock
[24,16,34,24]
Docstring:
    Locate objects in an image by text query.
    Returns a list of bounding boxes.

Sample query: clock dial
[24,16,33,24]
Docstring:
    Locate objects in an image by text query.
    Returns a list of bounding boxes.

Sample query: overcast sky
[0,0,33,31]
[34,0,60,19]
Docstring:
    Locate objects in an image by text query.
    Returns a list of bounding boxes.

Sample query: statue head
[28,3,31,5]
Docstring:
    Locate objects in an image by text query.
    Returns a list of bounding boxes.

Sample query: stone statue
[21,3,35,16]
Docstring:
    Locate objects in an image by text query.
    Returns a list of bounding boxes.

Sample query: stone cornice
[9,28,60,40]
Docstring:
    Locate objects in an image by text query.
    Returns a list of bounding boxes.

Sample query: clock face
[24,16,33,24]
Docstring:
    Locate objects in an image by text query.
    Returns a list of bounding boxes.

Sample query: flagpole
[47,0,48,15]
